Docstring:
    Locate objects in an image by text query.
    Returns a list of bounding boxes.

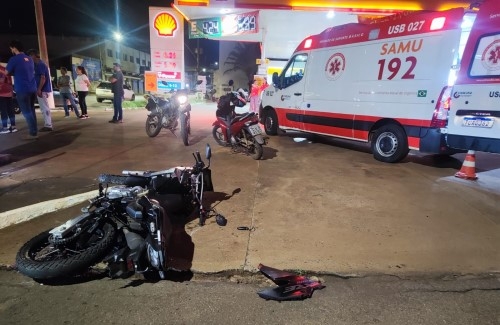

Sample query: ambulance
[446,0,500,154]
[259,0,500,163]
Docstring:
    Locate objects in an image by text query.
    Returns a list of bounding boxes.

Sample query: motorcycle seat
[123,176,150,187]
[153,193,185,214]
[232,112,256,123]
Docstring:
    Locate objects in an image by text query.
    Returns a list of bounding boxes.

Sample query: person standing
[0,64,17,134]
[57,67,80,118]
[109,62,124,123]
[75,66,91,119]
[249,79,268,113]
[27,48,53,132]
[6,40,38,140]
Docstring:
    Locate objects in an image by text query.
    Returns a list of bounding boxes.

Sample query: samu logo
[489,91,500,97]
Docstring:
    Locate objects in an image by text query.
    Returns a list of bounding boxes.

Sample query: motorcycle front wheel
[212,125,229,147]
[180,113,190,146]
[16,221,116,280]
[146,114,162,137]
[245,131,264,160]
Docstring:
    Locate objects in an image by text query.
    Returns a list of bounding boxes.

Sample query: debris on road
[257,263,325,301]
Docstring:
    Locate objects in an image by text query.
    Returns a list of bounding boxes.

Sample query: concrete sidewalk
[1,101,500,278]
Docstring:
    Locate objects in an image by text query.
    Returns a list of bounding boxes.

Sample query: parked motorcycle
[145,90,191,146]
[212,90,268,160]
[15,145,225,281]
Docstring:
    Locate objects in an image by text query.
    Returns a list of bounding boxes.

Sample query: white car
[95,82,135,103]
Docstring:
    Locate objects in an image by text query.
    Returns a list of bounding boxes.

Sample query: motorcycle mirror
[205,144,212,160]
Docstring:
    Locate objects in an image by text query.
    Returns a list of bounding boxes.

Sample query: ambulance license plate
[462,117,494,128]
[248,124,263,136]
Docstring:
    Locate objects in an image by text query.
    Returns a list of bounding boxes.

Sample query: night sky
[1,1,171,50]
[0,0,218,66]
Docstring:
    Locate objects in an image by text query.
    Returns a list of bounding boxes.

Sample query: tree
[222,42,259,87]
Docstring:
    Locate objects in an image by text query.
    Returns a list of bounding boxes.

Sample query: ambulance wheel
[263,110,278,135]
[371,124,409,163]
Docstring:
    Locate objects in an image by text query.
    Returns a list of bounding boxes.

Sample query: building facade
[0,34,151,94]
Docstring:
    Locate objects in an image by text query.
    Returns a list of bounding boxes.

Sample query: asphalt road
[1,268,500,325]
[0,95,500,323]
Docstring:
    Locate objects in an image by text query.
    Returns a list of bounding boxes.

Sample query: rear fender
[253,134,267,145]
[49,212,94,238]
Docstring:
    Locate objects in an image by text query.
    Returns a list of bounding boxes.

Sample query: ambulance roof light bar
[430,17,446,30]
[304,39,313,49]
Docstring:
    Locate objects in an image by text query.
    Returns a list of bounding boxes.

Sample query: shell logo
[154,12,178,37]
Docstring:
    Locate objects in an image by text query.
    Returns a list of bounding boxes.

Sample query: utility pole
[34,0,55,108]
[34,0,48,65]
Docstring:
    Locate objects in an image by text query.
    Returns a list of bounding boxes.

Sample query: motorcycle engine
[107,186,144,200]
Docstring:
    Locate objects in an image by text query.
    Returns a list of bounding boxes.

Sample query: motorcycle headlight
[177,95,188,105]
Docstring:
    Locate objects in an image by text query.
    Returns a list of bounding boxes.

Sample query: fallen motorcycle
[15,145,225,281]
[145,90,191,146]
[212,90,268,160]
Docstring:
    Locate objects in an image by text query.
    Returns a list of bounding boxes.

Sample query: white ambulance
[260,0,500,163]
[446,0,500,154]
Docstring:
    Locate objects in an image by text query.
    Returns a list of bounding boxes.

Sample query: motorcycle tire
[16,221,116,280]
[180,114,190,146]
[146,114,162,138]
[212,125,229,147]
[245,131,264,160]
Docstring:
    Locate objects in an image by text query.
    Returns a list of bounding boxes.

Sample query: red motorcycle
[212,90,268,160]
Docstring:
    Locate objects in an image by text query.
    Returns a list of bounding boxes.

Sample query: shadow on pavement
[167,190,238,272]
[277,131,473,170]
[404,154,463,170]
[0,129,82,167]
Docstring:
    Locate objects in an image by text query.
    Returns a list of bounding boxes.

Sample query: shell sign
[154,12,178,37]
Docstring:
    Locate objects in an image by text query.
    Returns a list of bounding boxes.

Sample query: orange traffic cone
[455,150,478,180]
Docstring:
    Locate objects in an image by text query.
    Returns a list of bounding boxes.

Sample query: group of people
[1,40,124,140]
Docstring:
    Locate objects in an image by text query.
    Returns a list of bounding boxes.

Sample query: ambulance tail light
[430,17,446,30]
[430,86,452,128]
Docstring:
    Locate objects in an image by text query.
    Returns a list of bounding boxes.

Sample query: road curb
[0,154,11,166]
[0,190,98,230]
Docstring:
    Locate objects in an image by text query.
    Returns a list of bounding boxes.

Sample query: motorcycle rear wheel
[212,125,229,147]
[146,114,162,137]
[245,131,264,160]
[180,114,190,146]
[16,221,116,280]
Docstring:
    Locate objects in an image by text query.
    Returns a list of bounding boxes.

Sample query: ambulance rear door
[446,0,500,153]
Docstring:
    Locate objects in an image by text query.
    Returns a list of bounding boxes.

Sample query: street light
[113,31,123,42]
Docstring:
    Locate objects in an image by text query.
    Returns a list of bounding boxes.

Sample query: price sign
[189,18,222,38]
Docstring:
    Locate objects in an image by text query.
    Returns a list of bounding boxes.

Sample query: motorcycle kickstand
[199,209,208,226]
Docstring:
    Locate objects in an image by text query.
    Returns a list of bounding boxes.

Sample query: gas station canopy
[173,0,474,16]
[173,0,475,59]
